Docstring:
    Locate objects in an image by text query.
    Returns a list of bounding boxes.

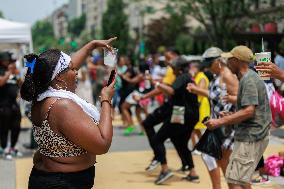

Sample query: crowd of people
[1,36,284,189]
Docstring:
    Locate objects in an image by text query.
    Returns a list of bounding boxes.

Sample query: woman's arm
[197,78,207,90]
[71,38,116,70]
[121,73,143,84]
[187,83,209,97]
[222,71,239,96]
[139,87,162,100]
[54,80,115,155]
[221,71,239,104]
[155,82,175,96]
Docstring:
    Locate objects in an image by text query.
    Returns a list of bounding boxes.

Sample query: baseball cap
[221,46,254,63]
[201,47,223,67]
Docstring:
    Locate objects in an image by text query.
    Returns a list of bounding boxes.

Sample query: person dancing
[21,38,116,189]
[187,47,239,189]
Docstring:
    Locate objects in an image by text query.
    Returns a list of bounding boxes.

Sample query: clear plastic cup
[104,48,118,68]
[255,52,271,80]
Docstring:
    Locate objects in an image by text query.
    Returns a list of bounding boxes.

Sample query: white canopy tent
[0,18,33,54]
[0,18,33,113]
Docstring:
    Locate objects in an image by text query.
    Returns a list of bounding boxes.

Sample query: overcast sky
[0,0,68,25]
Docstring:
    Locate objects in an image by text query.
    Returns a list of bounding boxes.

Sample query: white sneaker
[4,153,13,160]
[192,150,201,156]
[145,160,161,172]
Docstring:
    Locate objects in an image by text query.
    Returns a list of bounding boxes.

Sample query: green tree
[0,11,4,18]
[173,0,284,49]
[102,0,129,54]
[32,20,56,53]
[68,14,86,37]
[145,12,188,53]
[175,33,193,54]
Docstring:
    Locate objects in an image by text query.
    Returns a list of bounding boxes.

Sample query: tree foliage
[68,13,86,37]
[172,0,284,50]
[32,20,56,53]
[102,0,129,54]
[0,11,4,18]
[32,18,84,53]
[145,13,189,53]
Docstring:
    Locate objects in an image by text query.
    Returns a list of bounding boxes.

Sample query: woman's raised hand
[93,37,117,52]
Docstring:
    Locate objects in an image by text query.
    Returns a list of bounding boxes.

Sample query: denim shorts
[28,166,95,189]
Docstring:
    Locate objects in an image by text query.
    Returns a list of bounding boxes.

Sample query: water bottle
[145,70,151,89]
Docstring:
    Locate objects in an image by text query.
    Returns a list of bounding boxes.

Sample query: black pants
[29,166,95,189]
[142,102,193,168]
[142,102,172,161]
[153,122,195,169]
[0,104,21,149]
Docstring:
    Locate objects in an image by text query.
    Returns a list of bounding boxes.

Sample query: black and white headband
[51,51,72,80]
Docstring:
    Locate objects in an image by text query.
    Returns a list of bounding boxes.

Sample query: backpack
[264,155,284,177]
[270,90,284,127]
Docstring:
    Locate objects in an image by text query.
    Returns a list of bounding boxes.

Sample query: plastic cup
[104,48,118,68]
[255,52,271,80]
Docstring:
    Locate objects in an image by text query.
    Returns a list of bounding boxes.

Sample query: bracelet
[101,100,112,107]
[155,82,161,88]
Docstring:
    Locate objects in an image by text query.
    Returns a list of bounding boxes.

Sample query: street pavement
[1,115,284,189]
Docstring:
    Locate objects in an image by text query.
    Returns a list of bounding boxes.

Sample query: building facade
[85,0,106,38]
[51,4,69,38]
[67,0,87,20]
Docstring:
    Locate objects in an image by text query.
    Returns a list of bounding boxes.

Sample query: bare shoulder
[51,98,85,118]
[51,98,91,128]
[223,70,237,82]
[55,98,80,110]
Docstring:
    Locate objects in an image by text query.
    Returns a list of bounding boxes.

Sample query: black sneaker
[176,165,190,173]
[145,160,160,172]
[155,170,174,185]
[182,175,200,183]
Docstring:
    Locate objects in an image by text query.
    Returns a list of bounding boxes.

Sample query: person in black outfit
[137,48,183,172]
[158,57,200,184]
[139,57,200,184]
[0,52,11,155]
[0,52,22,159]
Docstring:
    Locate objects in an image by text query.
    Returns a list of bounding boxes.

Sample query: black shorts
[28,166,95,189]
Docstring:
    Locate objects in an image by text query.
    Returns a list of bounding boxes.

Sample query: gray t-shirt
[235,70,271,142]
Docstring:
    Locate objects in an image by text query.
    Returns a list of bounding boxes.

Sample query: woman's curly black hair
[20,49,61,101]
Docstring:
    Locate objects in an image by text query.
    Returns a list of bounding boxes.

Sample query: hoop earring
[55,79,68,90]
